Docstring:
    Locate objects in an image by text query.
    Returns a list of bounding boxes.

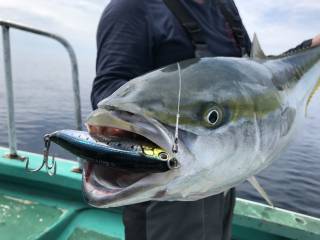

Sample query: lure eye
[205,106,223,127]
[159,152,169,160]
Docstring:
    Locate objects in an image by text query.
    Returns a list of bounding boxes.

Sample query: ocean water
[0,0,319,218]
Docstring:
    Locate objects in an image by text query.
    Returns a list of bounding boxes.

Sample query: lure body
[48,130,178,172]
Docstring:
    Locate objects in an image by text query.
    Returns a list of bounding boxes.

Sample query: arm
[283,34,320,55]
[91,1,153,109]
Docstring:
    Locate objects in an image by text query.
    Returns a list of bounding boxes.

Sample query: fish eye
[204,106,223,127]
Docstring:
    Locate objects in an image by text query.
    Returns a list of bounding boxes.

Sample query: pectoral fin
[305,77,320,117]
[247,176,274,207]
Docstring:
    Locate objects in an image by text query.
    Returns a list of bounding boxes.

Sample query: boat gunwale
[0,146,319,240]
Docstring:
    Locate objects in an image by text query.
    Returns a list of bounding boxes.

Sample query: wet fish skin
[85,44,320,208]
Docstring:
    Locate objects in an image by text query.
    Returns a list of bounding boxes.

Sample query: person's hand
[311,34,320,47]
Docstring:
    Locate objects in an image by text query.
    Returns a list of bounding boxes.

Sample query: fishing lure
[26,130,179,175]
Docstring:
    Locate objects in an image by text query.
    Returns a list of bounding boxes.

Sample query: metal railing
[1,20,82,158]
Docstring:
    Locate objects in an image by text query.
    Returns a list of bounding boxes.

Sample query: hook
[46,154,56,176]
[25,156,45,172]
[25,134,56,176]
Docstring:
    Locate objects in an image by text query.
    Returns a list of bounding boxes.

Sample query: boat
[1,20,319,240]
[1,147,320,240]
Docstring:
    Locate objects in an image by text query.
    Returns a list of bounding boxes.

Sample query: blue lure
[26,130,178,175]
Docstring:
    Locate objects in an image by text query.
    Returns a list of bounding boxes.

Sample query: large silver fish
[84,36,320,208]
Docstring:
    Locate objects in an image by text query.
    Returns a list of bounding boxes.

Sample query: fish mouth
[83,108,178,207]
[86,108,176,157]
[83,162,155,207]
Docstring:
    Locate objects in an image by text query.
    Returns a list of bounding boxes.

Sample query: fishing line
[172,62,182,154]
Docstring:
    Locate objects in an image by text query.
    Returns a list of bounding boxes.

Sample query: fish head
[85,57,279,207]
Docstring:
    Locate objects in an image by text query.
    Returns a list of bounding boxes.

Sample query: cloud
[0,0,108,43]
[0,0,318,55]
[234,0,319,54]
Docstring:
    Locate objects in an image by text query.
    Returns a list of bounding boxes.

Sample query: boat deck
[0,147,319,240]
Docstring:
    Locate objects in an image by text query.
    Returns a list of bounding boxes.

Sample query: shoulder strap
[163,0,209,57]
[163,0,250,57]
[217,0,250,56]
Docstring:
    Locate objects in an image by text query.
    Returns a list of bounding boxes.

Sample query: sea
[0,0,319,218]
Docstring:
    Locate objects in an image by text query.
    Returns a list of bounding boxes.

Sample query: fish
[81,35,320,208]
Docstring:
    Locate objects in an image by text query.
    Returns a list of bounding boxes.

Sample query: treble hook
[25,134,56,176]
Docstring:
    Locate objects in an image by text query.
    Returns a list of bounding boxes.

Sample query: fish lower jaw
[83,162,155,205]
[83,162,179,207]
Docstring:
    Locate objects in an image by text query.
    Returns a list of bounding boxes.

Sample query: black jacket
[91,0,251,109]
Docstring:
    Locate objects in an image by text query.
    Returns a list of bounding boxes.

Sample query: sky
[1,0,319,109]
[0,0,319,56]
[234,0,320,53]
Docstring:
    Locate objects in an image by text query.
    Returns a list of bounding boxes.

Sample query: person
[90,1,320,239]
